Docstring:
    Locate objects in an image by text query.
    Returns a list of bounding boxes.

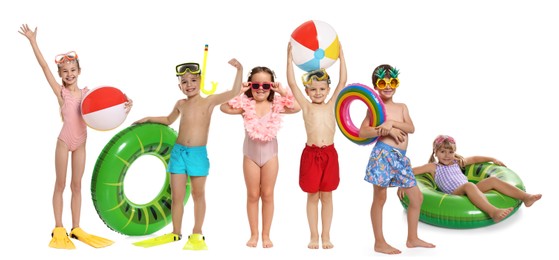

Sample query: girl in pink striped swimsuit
[221,66,300,248]
[402,135,542,223]
[20,24,132,249]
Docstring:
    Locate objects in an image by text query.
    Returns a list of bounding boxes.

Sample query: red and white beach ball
[81,86,128,131]
[290,20,340,72]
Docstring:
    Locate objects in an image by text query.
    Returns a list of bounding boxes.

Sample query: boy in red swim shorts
[286,42,347,249]
[299,144,339,193]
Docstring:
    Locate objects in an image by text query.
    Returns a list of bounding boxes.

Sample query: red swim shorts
[299,144,340,193]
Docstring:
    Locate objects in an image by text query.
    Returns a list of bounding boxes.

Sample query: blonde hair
[429,135,465,167]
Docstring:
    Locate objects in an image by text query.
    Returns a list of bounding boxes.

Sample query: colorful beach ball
[290,20,340,72]
[81,86,128,131]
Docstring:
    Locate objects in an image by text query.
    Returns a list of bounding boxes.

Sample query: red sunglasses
[248,82,272,90]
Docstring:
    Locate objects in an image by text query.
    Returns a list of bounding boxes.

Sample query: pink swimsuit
[228,92,294,167]
[58,87,88,151]
[243,130,278,167]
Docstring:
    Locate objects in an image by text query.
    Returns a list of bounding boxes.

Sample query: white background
[2,0,557,259]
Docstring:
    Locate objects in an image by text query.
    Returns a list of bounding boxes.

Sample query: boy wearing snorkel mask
[287,43,347,250]
[133,59,243,250]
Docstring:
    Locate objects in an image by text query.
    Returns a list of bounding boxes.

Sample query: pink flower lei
[228,92,294,142]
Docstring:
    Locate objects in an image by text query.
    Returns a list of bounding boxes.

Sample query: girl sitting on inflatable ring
[398,135,542,223]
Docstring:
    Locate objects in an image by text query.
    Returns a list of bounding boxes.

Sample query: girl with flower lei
[220,66,300,248]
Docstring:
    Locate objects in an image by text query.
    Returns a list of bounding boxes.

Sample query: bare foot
[321,235,333,249]
[308,240,319,249]
[524,194,542,207]
[246,234,258,248]
[491,207,513,223]
[322,240,334,249]
[406,238,436,248]
[262,236,273,248]
[374,242,401,255]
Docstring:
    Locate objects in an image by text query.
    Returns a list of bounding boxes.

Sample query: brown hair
[371,64,393,88]
[245,66,275,102]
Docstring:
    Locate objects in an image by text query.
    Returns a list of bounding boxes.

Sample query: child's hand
[18,24,37,42]
[241,82,251,94]
[374,126,389,136]
[376,121,393,136]
[396,188,405,200]
[133,117,148,125]
[389,128,406,144]
[492,158,506,167]
[229,58,243,70]
[374,127,387,136]
[124,95,133,114]
[271,82,287,96]
[381,120,394,130]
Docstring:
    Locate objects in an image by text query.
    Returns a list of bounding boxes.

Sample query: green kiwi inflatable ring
[399,162,525,229]
[91,123,190,236]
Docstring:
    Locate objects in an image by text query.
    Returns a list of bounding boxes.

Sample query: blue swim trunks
[364,141,416,188]
[167,144,210,177]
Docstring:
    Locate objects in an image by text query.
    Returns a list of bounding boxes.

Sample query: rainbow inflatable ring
[335,83,386,145]
[399,162,525,229]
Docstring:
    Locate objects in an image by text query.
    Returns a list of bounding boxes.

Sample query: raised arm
[208,58,243,106]
[286,43,310,109]
[220,103,243,115]
[133,100,181,126]
[219,83,250,115]
[326,43,347,105]
[19,24,62,104]
[271,82,301,114]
